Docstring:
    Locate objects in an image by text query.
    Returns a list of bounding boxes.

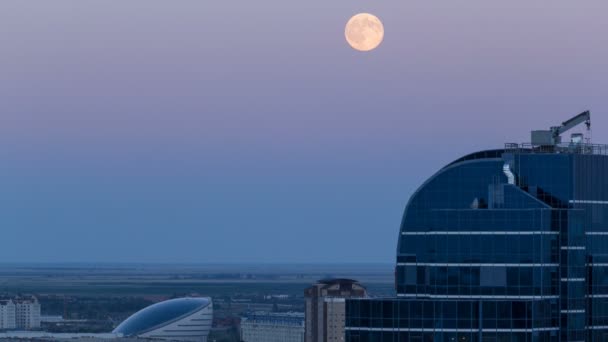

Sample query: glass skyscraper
[345,119,608,341]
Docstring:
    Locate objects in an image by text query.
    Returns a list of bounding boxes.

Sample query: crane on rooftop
[531,110,591,146]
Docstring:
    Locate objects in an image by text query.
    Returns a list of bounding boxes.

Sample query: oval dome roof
[113,297,211,336]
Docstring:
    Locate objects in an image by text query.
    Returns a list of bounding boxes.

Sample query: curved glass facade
[113,297,210,336]
[346,145,608,342]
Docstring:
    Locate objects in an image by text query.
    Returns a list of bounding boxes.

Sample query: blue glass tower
[345,112,608,341]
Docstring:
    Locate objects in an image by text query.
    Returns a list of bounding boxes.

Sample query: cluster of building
[0,297,213,341]
[242,111,608,342]
[240,278,368,342]
[7,112,607,342]
[0,296,41,330]
[0,287,367,342]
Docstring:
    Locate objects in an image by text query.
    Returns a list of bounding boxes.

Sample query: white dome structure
[113,297,212,341]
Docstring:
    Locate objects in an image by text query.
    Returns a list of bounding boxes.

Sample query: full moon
[345,13,384,52]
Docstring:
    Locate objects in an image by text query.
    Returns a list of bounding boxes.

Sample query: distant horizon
[0,261,394,266]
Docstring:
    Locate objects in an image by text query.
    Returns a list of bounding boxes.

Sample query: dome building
[113,297,212,342]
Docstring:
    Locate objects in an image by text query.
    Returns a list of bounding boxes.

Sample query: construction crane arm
[552,110,591,137]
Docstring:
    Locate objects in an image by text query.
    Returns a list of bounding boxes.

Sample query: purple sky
[1,1,607,263]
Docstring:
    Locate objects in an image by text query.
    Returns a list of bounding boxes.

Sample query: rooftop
[317,278,360,285]
[505,142,608,156]
[113,297,211,337]
[242,312,305,326]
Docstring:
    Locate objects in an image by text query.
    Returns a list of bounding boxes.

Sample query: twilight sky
[1,1,607,263]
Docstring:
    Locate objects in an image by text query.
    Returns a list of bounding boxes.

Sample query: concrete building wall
[325,298,345,342]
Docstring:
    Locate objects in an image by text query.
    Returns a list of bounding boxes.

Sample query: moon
[345,13,384,52]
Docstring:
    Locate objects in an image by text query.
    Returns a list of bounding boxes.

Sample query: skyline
[1,0,608,263]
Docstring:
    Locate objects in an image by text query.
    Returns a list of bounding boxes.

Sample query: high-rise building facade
[240,312,305,342]
[345,113,608,341]
[306,279,367,342]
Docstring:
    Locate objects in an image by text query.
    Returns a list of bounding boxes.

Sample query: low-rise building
[241,312,304,342]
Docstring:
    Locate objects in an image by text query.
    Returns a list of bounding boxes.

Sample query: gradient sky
[1,1,607,263]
